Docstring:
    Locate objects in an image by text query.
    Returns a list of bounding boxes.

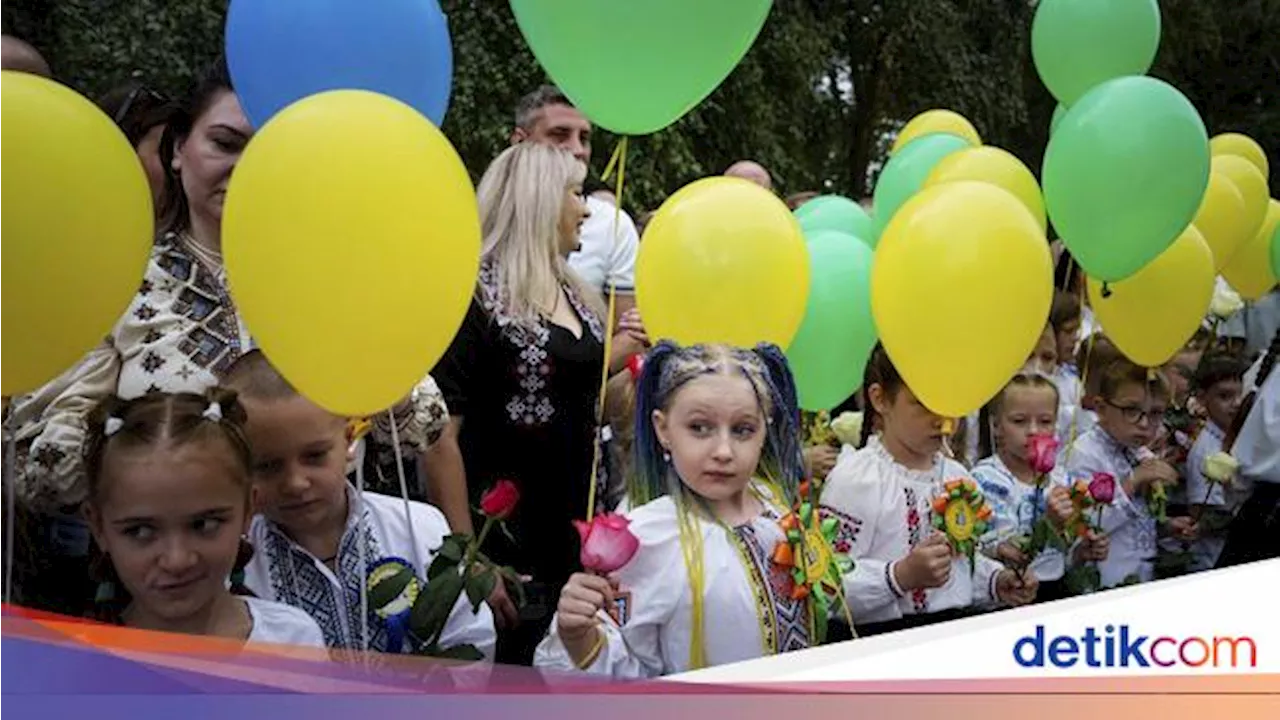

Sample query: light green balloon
[787,230,877,412]
[795,195,876,247]
[1043,76,1209,283]
[1271,223,1280,284]
[873,133,970,237]
[1050,104,1067,136]
[1032,0,1161,107]
[509,0,771,135]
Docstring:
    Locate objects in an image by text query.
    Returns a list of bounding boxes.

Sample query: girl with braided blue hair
[534,341,851,677]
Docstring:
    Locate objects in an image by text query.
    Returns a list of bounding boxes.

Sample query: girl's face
[1095,381,1167,449]
[1199,378,1243,432]
[1055,318,1080,367]
[870,382,946,459]
[654,373,766,504]
[557,182,589,257]
[88,442,249,625]
[1025,325,1058,376]
[994,385,1058,463]
[172,91,252,232]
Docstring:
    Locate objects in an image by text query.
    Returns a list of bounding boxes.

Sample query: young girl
[534,342,830,676]
[972,374,1109,602]
[1064,360,1194,588]
[84,389,324,647]
[821,345,1037,637]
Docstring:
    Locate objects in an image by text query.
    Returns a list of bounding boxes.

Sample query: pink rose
[1027,433,1060,475]
[1088,472,1116,505]
[573,513,640,574]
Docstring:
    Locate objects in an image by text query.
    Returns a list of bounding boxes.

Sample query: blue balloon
[226,0,453,129]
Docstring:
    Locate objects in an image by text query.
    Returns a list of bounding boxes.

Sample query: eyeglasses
[1105,400,1167,426]
[113,85,167,126]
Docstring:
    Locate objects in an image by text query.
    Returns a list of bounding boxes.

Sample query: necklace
[179,231,224,275]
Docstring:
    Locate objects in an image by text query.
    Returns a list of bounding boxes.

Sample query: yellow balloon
[1222,199,1280,300]
[890,110,982,155]
[1191,169,1249,271]
[223,90,480,417]
[1210,133,1269,180]
[925,146,1046,232]
[871,182,1053,418]
[1214,154,1269,240]
[1088,226,1215,368]
[1,72,153,396]
[636,177,810,348]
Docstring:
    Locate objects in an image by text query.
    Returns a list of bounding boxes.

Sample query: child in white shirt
[971,373,1109,602]
[535,342,836,677]
[1184,354,1248,570]
[223,351,495,658]
[820,345,1038,636]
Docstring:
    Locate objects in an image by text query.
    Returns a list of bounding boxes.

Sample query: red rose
[1088,472,1116,505]
[480,479,520,519]
[1026,433,1060,475]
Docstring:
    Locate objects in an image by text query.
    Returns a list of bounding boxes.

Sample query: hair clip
[626,354,645,383]
[203,401,223,422]
[104,416,124,437]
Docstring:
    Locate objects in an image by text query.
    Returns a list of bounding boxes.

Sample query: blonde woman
[433,143,611,665]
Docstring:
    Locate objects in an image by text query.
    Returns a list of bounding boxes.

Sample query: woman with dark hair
[98,82,177,211]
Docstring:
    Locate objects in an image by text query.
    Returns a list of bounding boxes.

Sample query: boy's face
[241,395,352,536]
[1198,378,1243,433]
[1095,381,1167,449]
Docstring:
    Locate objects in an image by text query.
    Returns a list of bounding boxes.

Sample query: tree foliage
[5,0,1276,215]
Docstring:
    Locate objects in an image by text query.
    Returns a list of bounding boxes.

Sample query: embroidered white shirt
[1064,427,1157,588]
[819,436,1004,624]
[244,487,496,658]
[533,488,809,678]
[971,455,1072,582]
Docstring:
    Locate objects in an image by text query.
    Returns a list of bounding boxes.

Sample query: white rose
[1202,451,1239,486]
[1209,284,1244,319]
[830,412,864,448]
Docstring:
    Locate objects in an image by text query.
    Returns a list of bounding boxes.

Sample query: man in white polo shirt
[510,86,647,366]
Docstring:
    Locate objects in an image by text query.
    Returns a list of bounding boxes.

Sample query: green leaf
[427,553,457,580]
[437,535,467,564]
[366,565,415,611]
[410,567,465,645]
[465,568,497,613]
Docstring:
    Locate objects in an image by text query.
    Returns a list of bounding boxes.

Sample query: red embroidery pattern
[903,487,928,613]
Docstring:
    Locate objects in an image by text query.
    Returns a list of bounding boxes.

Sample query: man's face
[512,103,592,164]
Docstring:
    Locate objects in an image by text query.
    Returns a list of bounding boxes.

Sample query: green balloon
[1032,0,1161,106]
[787,230,877,412]
[1043,76,1209,283]
[1271,223,1280,283]
[873,133,969,237]
[795,195,876,247]
[1050,104,1067,136]
[509,0,771,135]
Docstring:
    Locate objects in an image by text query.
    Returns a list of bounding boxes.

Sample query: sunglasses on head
[113,85,167,126]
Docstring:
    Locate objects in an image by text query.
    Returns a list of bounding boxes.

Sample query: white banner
[672,560,1278,683]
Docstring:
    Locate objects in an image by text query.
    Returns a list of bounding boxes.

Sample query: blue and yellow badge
[366,557,421,652]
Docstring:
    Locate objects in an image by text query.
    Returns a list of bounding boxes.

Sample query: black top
[433,267,605,592]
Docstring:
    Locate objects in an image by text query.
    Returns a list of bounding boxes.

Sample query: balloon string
[586,136,629,523]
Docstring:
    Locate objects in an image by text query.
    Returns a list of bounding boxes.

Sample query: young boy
[224,351,495,657]
[1065,359,1194,588]
[1184,354,1247,571]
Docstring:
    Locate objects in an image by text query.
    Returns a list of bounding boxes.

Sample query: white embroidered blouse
[819,436,1005,625]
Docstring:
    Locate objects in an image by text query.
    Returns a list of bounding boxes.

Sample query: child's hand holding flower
[1046,485,1073,528]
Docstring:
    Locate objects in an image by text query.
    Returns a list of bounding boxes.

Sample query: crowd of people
[3,37,1279,679]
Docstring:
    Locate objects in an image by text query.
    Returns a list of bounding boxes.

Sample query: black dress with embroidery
[433,267,605,662]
